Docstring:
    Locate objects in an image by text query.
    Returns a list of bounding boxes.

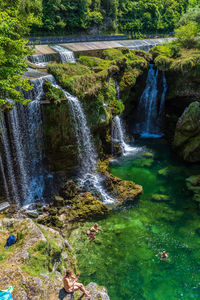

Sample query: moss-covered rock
[67,192,109,222]
[44,49,149,168]
[173,102,200,162]
[104,172,143,205]
[0,218,76,298]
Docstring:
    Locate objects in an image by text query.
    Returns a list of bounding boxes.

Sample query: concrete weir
[29,38,173,65]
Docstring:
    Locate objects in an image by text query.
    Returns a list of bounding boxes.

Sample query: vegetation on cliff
[150,5,200,74]
[47,48,149,128]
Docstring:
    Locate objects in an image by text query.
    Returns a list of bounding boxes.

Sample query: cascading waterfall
[51,45,76,63]
[28,54,48,67]
[0,112,21,205]
[159,72,167,122]
[112,81,137,155]
[0,153,10,202]
[51,78,115,204]
[0,75,53,206]
[135,64,167,138]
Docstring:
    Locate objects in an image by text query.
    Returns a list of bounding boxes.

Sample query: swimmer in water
[155,250,168,260]
[87,223,103,243]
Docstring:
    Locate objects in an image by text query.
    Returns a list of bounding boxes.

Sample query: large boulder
[0,217,110,299]
[173,102,200,162]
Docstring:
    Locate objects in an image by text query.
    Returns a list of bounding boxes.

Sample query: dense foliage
[0,1,43,106]
[32,0,193,36]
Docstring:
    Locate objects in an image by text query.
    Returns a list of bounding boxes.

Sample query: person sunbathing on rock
[87,223,103,243]
[155,250,168,261]
[63,269,90,297]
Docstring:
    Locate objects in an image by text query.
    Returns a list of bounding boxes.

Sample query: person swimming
[63,269,90,297]
[155,250,168,260]
[87,223,103,243]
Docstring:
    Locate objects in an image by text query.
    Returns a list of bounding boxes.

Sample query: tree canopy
[0,2,37,106]
[31,0,191,36]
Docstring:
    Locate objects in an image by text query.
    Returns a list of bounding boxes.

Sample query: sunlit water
[69,139,200,300]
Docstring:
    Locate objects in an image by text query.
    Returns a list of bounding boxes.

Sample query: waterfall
[0,153,10,202]
[28,54,48,67]
[112,81,137,156]
[51,45,76,63]
[159,72,167,120]
[51,78,115,204]
[0,75,53,206]
[0,112,21,205]
[135,64,167,138]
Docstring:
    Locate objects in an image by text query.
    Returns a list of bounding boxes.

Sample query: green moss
[23,234,65,276]
[67,192,109,222]
[43,80,66,104]
[151,43,200,75]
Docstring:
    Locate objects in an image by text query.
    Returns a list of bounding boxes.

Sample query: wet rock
[61,179,79,200]
[68,192,108,222]
[173,102,200,162]
[151,194,169,201]
[54,195,65,207]
[104,173,143,205]
[26,211,39,218]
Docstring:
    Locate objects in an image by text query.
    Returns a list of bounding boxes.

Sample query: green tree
[0,11,32,106]
[0,0,43,34]
[179,5,200,26]
[175,21,199,48]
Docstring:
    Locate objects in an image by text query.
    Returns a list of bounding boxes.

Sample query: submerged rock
[173,102,200,162]
[158,167,170,177]
[143,152,154,158]
[151,194,169,201]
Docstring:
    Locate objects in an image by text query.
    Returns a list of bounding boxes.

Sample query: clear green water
[70,139,200,300]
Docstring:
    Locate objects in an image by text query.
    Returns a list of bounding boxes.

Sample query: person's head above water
[65,269,73,277]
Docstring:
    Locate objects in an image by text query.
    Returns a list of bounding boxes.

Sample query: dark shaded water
[69,139,200,300]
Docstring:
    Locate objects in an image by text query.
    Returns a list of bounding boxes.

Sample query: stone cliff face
[173,102,200,162]
[164,71,200,143]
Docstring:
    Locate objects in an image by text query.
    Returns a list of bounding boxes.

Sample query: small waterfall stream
[112,81,137,156]
[135,64,167,137]
[28,54,48,67]
[51,45,76,63]
[51,78,115,204]
[0,75,53,206]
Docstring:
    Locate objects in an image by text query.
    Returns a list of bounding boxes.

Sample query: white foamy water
[135,64,167,137]
[51,45,76,63]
